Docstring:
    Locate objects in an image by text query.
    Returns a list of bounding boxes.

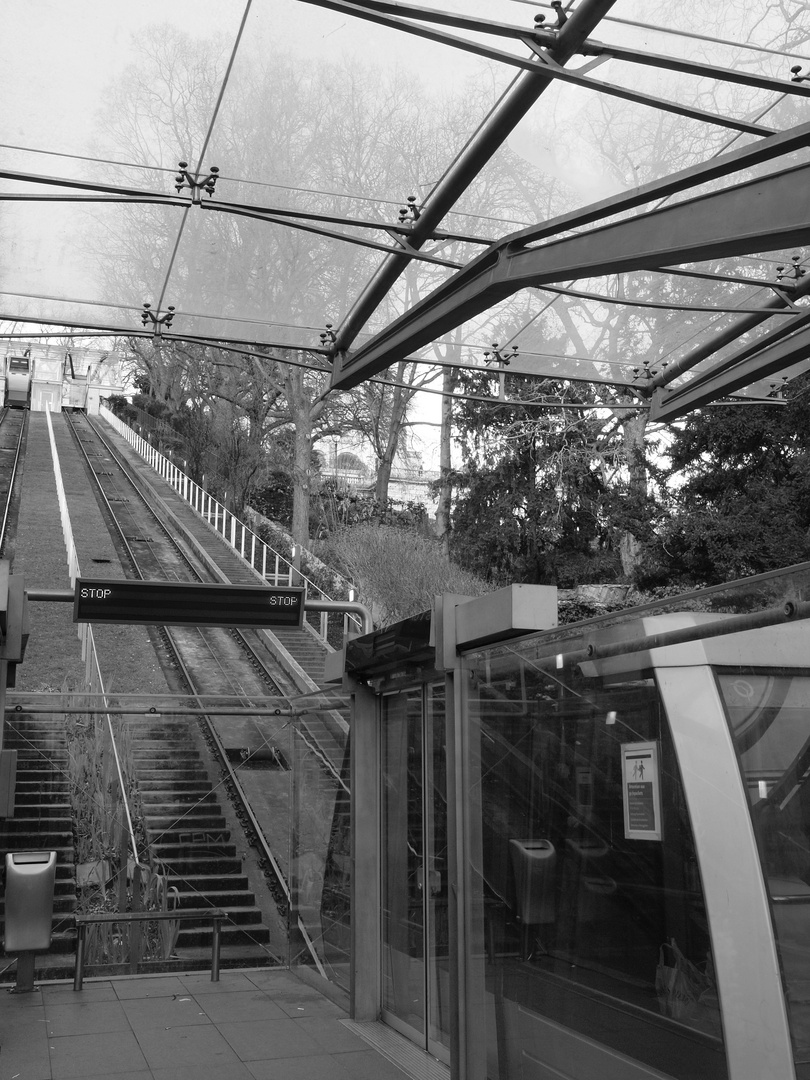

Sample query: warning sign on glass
[621,741,662,841]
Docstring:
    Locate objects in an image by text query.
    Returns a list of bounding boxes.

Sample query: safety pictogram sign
[621,740,662,841]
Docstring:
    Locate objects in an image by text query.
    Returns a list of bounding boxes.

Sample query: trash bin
[4,850,56,952]
[509,839,556,925]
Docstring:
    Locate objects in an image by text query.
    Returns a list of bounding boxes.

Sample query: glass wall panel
[426,683,452,1054]
[381,685,451,1057]
[290,708,351,992]
[718,668,810,1068]
[465,653,728,1080]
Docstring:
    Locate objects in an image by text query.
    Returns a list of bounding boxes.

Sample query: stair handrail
[45,406,145,873]
[99,405,362,642]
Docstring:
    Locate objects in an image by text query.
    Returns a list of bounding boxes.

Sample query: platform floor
[0,968,422,1080]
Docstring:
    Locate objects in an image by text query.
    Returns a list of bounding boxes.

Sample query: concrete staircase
[129,719,278,964]
[271,626,328,685]
[0,716,77,976]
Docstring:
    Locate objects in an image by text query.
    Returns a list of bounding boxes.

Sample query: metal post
[211,917,221,981]
[13,952,36,993]
[0,658,8,754]
[74,923,86,990]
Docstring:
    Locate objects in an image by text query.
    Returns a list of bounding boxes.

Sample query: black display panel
[74,578,305,628]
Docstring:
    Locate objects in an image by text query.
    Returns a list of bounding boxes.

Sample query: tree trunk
[375,453,394,507]
[618,411,649,579]
[286,367,314,551]
[435,366,457,557]
[374,367,410,509]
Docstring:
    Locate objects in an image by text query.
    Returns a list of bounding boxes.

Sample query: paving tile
[242,970,313,994]
[45,1000,130,1036]
[122,994,211,1031]
[48,1029,149,1078]
[180,972,257,994]
[0,1058,55,1080]
[113,975,190,999]
[198,991,286,1023]
[2,988,46,1009]
[274,995,345,1019]
[332,1049,415,1079]
[245,1053,353,1080]
[217,1017,323,1061]
[137,1023,243,1070]
[77,1073,152,1080]
[295,1016,375,1054]
[0,1013,52,1080]
[0,1012,50,1048]
[42,982,118,1005]
[151,1063,254,1080]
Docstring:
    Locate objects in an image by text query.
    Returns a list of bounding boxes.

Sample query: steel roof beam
[650,314,810,420]
[321,0,619,355]
[298,1,774,137]
[331,160,810,390]
[651,272,810,389]
[303,1,810,102]
[496,119,810,249]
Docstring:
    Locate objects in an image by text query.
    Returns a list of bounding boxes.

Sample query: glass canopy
[3,0,810,417]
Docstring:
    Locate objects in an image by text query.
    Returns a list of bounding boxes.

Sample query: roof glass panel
[2,0,810,411]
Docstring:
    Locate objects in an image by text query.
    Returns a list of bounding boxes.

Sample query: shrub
[326,523,489,626]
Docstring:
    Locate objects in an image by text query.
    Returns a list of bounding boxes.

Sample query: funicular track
[62,409,344,967]
[0,406,28,556]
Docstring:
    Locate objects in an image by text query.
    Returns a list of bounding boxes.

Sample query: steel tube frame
[329,0,620,359]
[333,157,810,389]
[650,315,810,420]
[299,1,777,136]
[336,0,810,104]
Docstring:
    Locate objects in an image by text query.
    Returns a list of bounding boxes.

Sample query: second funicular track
[0,406,28,558]
[62,409,317,943]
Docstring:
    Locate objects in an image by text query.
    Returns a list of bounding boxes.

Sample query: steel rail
[64,412,297,961]
[0,409,26,556]
[67,412,335,967]
[67,412,286,697]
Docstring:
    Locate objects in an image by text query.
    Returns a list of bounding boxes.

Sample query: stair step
[164,873,250,892]
[177,923,270,947]
[174,890,258,907]
[5,804,72,817]
[146,815,229,832]
[141,792,217,806]
[138,780,212,791]
[152,842,237,860]
[142,801,222,815]
[154,856,244,875]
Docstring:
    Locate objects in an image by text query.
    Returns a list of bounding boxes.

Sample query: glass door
[381,684,450,1061]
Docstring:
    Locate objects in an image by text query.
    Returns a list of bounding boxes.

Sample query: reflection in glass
[466,652,727,1080]
[719,669,810,1062]
[381,686,451,1056]
[290,711,352,989]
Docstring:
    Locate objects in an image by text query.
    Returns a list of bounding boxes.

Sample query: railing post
[73,922,86,991]
[211,916,222,982]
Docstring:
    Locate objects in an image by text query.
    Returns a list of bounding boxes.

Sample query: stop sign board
[74,578,305,628]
